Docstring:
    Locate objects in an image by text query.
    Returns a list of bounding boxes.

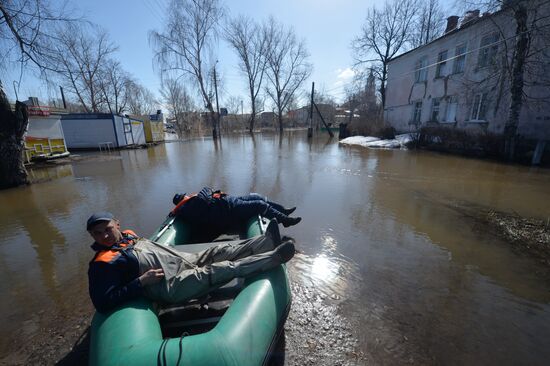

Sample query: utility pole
[307,82,314,138]
[59,86,67,109]
[213,63,220,139]
[313,101,334,137]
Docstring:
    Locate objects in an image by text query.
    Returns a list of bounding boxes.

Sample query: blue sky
[3,0,455,110]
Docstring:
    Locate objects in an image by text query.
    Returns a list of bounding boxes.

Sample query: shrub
[416,126,506,158]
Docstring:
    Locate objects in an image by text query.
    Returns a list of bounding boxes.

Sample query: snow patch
[339,134,414,149]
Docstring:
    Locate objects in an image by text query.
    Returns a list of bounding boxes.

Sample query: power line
[143,0,164,23]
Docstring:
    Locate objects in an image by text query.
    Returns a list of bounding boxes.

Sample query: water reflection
[290,233,360,300]
[27,164,74,183]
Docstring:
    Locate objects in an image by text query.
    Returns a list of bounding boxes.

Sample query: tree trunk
[0,85,29,189]
[210,111,218,139]
[278,106,283,133]
[249,103,256,133]
[380,63,388,113]
[504,4,528,160]
[249,87,256,133]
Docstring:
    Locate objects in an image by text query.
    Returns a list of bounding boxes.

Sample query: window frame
[414,56,428,83]
[430,98,441,122]
[435,50,448,78]
[442,96,458,123]
[470,93,488,121]
[411,101,423,124]
[453,43,467,74]
[477,32,499,68]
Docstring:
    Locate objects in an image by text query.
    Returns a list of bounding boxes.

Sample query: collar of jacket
[90,233,134,252]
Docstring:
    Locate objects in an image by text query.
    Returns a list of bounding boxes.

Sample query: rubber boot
[234,241,295,278]
[266,200,296,215]
[282,216,302,228]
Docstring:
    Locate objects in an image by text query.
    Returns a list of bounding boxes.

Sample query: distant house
[258,112,277,128]
[61,113,145,150]
[287,103,336,128]
[384,6,550,140]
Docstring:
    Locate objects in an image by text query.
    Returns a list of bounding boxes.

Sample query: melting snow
[339,134,414,149]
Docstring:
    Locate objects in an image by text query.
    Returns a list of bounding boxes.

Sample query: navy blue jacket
[176,187,231,230]
[88,231,142,313]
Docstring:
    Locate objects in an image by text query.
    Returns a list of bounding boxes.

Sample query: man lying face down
[86,212,295,312]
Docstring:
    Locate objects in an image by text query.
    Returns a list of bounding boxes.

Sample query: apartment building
[384,4,550,141]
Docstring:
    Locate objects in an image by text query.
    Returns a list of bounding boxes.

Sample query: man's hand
[139,268,164,286]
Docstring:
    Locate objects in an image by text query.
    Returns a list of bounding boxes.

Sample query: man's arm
[88,262,143,313]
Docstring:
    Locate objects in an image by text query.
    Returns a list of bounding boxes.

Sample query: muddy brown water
[1,131,550,365]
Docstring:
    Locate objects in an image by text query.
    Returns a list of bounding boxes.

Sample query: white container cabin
[61,113,145,150]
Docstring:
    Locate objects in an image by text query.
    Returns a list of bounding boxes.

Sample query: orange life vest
[93,230,138,263]
[170,193,198,215]
[170,190,226,216]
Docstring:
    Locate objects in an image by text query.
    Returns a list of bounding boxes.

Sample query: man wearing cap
[87,212,295,313]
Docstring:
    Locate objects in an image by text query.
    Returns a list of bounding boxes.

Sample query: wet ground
[1,131,550,365]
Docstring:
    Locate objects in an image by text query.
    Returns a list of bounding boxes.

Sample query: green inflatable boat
[89,215,291,366]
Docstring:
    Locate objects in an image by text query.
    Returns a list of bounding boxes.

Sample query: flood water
[1,131,550,365]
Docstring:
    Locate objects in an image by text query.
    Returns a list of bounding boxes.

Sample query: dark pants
[226,193,289,225]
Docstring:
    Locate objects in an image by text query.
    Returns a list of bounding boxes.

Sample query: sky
[2,0,456,111]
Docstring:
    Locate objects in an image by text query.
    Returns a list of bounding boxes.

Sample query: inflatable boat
[89,215,291,366]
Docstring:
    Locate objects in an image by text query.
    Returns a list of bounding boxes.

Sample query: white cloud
[328,67,355,102]
[335,67,355,81]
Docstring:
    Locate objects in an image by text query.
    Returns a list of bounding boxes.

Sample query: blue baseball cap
[86,212,115,230]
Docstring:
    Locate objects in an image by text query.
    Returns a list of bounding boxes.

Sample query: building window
[412,101,423,123]
[478,32,499,68]
[444,96,458,122]
[453,44,467,74]
[415,56,428,82]
[470,93,488,121]
[431,98,441,122]
[435,50,448,78]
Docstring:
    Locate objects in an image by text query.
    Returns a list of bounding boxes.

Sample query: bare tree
[225,15,268,133]
[0,0,77,188]
[500,0,550,158]
[161,78,195,137]
[411,0,446,47]
[126,81,158,116]
[55,24,117,113]
[352,0,418,111]
[264,17,312,132]
[150,0,222,138]
[460,0,550,159]
[0,0,75,72]
[98,60,132,114]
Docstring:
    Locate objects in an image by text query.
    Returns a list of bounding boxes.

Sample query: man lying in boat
[172,187,302,233]
[86,212,295,313]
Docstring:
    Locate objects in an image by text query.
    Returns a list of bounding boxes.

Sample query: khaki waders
[133,235,281,304]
